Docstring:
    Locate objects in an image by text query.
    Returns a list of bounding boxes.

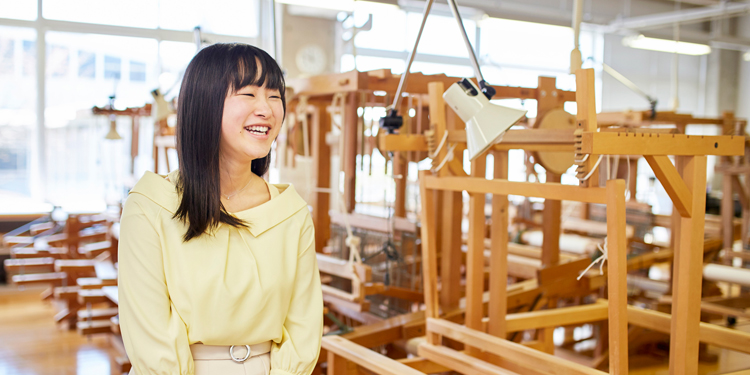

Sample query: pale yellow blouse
[118,170,323,375]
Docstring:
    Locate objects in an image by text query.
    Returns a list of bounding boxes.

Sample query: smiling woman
[175,43,286,241]
[118,43,323,375]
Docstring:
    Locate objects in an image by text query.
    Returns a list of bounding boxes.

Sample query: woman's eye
[270,95,281,99]
[242,93,255,97]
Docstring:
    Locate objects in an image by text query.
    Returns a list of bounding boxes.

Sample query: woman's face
[220,83,284,164]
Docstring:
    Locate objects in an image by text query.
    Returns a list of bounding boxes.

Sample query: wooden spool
[533,108,576,175]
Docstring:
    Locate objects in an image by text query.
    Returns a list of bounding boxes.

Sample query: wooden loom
[324,68,750,375]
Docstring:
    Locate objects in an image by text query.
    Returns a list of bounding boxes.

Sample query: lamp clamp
[379,108,403,134]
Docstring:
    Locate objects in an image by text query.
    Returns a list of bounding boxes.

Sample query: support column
[311,101,331,253]
[669,156,707,375]
[606,179,628,375]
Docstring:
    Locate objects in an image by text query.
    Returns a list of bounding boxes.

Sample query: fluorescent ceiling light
[622,35,711,56]
[744,51,750,62]
[276,0,398,13]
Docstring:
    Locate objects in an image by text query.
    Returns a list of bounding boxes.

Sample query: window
[43,32,159,210]
[129,61,146,82]
[104,55,121,79]
[0,26,36,202]
[22,40,35,76]
[0,38,13,74]
[78,51,95,78]
[43,0,159,29]
[48,45,69,77]
[158,0,260,37]
[0,0,37,21]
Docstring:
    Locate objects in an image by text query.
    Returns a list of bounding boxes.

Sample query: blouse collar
[129,170,308,237]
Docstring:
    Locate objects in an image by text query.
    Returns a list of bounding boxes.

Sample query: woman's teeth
[245,126,269,135]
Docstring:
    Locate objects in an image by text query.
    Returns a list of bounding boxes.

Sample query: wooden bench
[78,241,114,258]
[11,272,67,287]
[77,277,117,289]
[76,320,112,335]
[77,307,118,321]
[4,257,56,274]
[11,247,67,259]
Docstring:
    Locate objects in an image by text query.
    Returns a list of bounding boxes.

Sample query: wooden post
[669,155,707,375]
[722,172,734,256]
[606,179,628,374]
[540,171,561,354]
[419,170,441,345]
[394,152,407,218]
[542,173,562,266]
[343,92,358,213]
[575,69,599,188]
[465,154,487,356]
[428,81,464,312]
[487,151,509,339]
[311,101,331,253]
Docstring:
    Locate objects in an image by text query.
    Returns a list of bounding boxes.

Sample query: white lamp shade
[443,80,527,160]
[105,120,122,140]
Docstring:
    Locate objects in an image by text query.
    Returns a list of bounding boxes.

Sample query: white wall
[601,33,705,115]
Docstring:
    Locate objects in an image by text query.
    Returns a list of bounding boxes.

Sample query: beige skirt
[129,341,271,375]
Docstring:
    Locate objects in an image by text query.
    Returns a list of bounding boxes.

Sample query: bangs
[228,47,285,94]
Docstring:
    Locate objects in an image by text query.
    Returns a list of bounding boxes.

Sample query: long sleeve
[118,193,194,375]
[270,213,323,375]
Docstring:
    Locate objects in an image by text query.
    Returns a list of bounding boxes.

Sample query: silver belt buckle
[229,345,251,363]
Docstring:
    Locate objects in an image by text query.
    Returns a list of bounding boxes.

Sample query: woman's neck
[219,157,257,199]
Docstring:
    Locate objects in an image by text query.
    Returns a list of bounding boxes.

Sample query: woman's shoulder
[125,170,180,215]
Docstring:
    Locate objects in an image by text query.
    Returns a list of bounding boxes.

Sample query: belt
[190,341,272,363]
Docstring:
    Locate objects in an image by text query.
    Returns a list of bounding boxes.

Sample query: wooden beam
[645,155,692,218]
[426,318,607,375]
[418,344,521,375]
[423,176,607,204]
[397,357,452,374]
[502,301,609,332]
[627,305,750,355]
[581,132,744,156]
[342,311,425,348]
[323,336,428,375]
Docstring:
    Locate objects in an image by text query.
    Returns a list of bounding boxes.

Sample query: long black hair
[174,43,286,242]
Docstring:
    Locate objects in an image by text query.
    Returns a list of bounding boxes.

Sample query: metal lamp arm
[446,0,495,99]
[391,0,435,113]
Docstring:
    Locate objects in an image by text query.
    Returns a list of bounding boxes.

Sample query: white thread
[574,153,590,164]
[337,191,363,265]
[577,155,603,181]
[432,144,457,173]
[430,132,449,159]
[625,154,631,200]
[577,236,609,280]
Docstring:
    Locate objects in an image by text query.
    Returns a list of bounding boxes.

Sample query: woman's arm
[270,212,324,375]
[118,193,194,375]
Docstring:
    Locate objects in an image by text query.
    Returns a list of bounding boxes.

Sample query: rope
[431,143,457,173]
[429,132,449,160]
[577,237,609,280]
[577,154,603,182]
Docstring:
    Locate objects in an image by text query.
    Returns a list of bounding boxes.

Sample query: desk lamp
[380,0,527,161]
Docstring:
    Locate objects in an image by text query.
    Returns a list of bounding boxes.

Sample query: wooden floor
[0,285,123,375]
[0,284,748,374]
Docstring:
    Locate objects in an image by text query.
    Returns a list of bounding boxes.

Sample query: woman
[118,43,323,375]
